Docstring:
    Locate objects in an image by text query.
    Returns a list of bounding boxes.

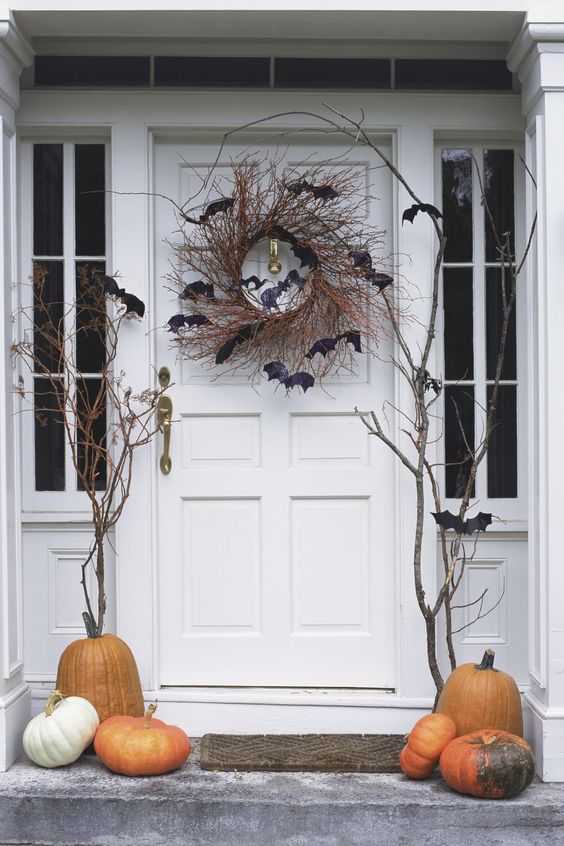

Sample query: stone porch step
[1,741,564,846]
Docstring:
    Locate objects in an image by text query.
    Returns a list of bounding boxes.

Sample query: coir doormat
[200,733,405,773]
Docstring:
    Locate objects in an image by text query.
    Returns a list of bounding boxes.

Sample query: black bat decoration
[402,203,443,225]
[349,249,373,269]
[93,273,145,318]
[367,272,394,291]
[263,361,315,393]
[167,313,209,334]
[215,320,265,365]
[306,331,362,359]
[267,225,319,269]
[260,270,304,311]
[181,197,235,225]
[431,510,492,535]
[180,280,216,301]
[286,180,339,201]
[239,275,267,291]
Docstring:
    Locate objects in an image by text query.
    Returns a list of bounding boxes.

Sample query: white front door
[154,135,396,688]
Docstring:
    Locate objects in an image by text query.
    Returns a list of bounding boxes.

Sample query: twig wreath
[165,155,397,391]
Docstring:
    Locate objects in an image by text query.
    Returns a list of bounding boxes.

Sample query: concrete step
[1,741,564,846]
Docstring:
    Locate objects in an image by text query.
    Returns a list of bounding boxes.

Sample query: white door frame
[15,88,526,735]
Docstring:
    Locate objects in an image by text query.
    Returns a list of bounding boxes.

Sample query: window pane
[443,267,473,380]
[484,149,515,262]
[33,261,64,373]
[33,144,63,256]
[155,57,270,87]
[395,60,513,91]
[35,56,150,86]
[487,385,517,497]
[76,378,107,491]
[445,385,475,499]
[275,58,391,89]
[486,267,516,380]
[34,377,65,491]
[75,145,106,256]
[442,148,473,262]
[75,262,106,373]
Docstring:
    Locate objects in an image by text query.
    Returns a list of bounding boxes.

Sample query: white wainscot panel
[291,498,369,633]
[181,414,260,467]
[456,558,507,645]
[291,414,367,467]
[48,550,97,635]
[182,499,261,635]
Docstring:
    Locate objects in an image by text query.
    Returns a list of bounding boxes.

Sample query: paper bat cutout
[349,249,373,269]
[286,180,339,201]
[402,203,443,225]
[260,270,304,311]
[215,320,265,365]
[180,280,216,301]
[267,225,319,270]
[239,275,268,291]
[263,361,315,393]
[93,273,145,318]
[367,272,393,291]
[181,197,235,225]
[306,331,362,359]
[167,313,210,333]
[431,510,492,535]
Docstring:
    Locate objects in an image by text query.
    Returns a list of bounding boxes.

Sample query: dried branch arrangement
[13,265,164,637]
[165,155,396,390]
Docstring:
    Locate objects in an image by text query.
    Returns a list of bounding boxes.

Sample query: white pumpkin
[23,690,99,768]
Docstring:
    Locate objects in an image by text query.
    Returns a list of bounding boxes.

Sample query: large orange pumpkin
[439,730,535,799]
[94,703,191,776]
[400,713,457,779]
[436,649,523,737]
[56,633,144,723]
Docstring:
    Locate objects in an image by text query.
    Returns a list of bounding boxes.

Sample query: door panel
[154,136,396,687]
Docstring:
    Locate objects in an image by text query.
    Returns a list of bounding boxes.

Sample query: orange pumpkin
[439,730,535,799]
[400,713,457,779]
[56,633,144,723]
[436,649,523,737]
[94,703,191,776]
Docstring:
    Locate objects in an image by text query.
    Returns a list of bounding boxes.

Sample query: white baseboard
[524,691,564,782]
[0,682,31,771]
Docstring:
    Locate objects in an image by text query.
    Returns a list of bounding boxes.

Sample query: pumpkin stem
[82,611,100,639]
[45,690,65,717]
[143,703,158,729]
[475,648,497,671]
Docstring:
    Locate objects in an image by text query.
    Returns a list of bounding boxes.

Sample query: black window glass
[443,267,474,381]
[76,377,107,491]
[445,385,475,499]
[484,149,515,262]
[396,60,513,91]
[275,58,391,89]
[35,56,150,87]
[75,145,105,256]
[33,261,64,373]
[34,377,65,491]
[76,262,106,374]
[442,149,473,263]
[487,384,517,497]
[33,144,63,256]
[486,267,516,381]
[155,57,270,87]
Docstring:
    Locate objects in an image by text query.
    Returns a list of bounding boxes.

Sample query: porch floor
[1,741,564,846]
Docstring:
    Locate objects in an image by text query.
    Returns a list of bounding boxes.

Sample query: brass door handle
[157,394,173,475]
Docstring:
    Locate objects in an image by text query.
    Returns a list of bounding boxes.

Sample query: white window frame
[18,133,111,516]
[434,137,527,527]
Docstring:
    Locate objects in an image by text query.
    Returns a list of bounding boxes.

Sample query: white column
[508,21,564,782]
[0,11,33,770]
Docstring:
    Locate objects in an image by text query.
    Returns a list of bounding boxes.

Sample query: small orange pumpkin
[94,704,191,776]
[400,713,457,779]
[436,649,523,737]
[439,730,535,799]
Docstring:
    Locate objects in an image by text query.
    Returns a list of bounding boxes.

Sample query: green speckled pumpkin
[439,730,535,799]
